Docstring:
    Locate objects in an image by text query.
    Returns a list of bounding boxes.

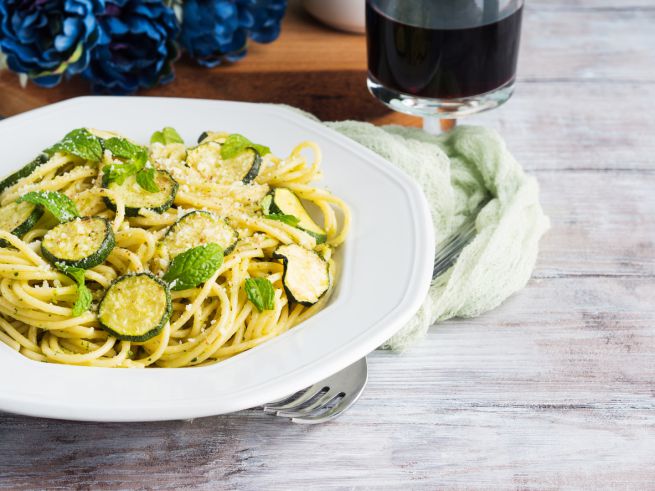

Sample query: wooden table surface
[1,1,654,489]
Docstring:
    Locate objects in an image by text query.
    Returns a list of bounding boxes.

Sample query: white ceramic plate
[0,97,434,422]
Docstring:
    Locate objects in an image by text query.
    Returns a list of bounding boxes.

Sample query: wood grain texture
[1,0,655,489]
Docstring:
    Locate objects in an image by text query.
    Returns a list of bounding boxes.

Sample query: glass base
[367,77,516,119]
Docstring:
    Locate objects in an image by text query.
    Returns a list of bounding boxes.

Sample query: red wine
[366,3,523,99]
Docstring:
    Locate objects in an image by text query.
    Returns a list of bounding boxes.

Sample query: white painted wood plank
[534,171,655,277]
[469,82,655,171]
[520,7,655,82]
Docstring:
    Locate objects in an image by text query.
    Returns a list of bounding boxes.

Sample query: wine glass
[366,0,524,133]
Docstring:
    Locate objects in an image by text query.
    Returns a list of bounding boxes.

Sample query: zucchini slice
[102,169,178,217]
[98,272,172,342]
[262,188,327,244]
[41,217,115,269]
[185,141,221,174]
[187,142,261,184]
[0,153,49,194]
[161,211,238,259]
[0,201,44,247]
[273,244,330,306]
[222,148,261,184]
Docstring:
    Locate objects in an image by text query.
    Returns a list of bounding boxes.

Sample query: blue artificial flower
[181,0,286,68]
[237,0,286,43]
[0,0,104,87]
[83,0,179,94]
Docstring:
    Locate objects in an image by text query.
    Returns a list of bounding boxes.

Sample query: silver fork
[264,202,487,424]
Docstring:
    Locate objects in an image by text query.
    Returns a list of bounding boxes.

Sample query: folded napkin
[325,121,550,350]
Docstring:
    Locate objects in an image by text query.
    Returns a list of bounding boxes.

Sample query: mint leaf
[151,127,184,145]
[244,277,275,312]
[102,139,151,190]
[136,167,160,193]
[265,214,300,227]
[18,191,79,222]
[49,128,103,162]
[163,243,224,291]
[72,284,92,317]
[54,262,92,317]
[221,134,271,160]
[103,137,142,160]
[102,162,138,185]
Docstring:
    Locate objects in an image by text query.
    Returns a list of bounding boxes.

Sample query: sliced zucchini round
[197,131,223,144]
[263,188,327,244]
[0,153,49,194]
[187,142,261,184]
[273,244,330,306]
[186,141,221,176]
[98,272,172,342]
[0,201,44,247]
[223,148,261,184]
[161,211,238,259]
[102,169,178,217]
[41,216,115,269]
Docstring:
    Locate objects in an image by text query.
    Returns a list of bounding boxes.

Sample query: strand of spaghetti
[0,329,19,351]
[41,333,116,365]
[0,153,70,204]
[11,282,74,316]
[89,188,125,231]
[158,284,231,367]
[0,298,96,328]
[0,317,39,352]
[92,340,131,368]
[132,322,170,367]
[2,166,97,204]
[20,348,47,362]
[0,231,48,266]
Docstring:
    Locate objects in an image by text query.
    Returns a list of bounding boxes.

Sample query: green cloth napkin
[325,121,550,350]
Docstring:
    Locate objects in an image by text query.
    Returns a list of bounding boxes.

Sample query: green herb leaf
[220,134,271,160]
[244,277,275,312]
[136,167,160,193]
[54,262,92,317]
[18,191,79,222]
[151,127,184,145]
[264,214,300,227]
[102,138,151,190]
[163,243,224,291]
[72,284,93,317]
[49,128,103,162]
[102,162,138,185]
[103,137,142,160]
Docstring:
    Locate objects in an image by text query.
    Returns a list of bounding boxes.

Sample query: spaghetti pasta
[0,129,349,368]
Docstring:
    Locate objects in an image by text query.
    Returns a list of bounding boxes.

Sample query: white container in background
[302,0,366,34]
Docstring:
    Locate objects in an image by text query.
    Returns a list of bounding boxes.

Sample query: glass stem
[423,117,457,135]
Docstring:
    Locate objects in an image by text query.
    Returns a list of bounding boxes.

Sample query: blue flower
[0,0,104,87]
[181,0,286,68]
[83,0,179,94]
[237,0,286,43]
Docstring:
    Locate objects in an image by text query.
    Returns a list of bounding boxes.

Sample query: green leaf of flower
[244,277,275,312]
[220,134,271,160]
[163,243,224,291]
[49,128,103,162]
[18,191,80,223]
